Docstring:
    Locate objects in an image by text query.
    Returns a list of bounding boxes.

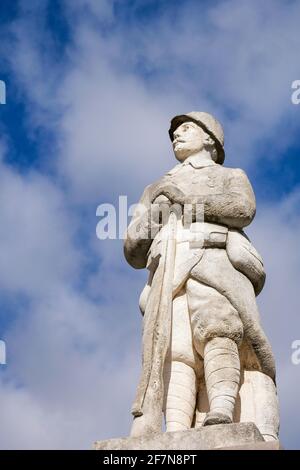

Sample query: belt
[147,222,228,269]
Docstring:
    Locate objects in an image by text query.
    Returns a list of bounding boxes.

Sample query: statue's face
[172,121,207,162]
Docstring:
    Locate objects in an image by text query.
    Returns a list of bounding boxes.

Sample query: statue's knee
[191,310,244,358]
[186,279,243,356]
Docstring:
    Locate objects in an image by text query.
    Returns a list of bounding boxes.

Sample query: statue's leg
[186,278,243,426]
[163,361,197,431]
[236,341,279,440]
[247,370,279,441]
[163,289,200,432]
[238,368,280,441]
[202,337,240,425]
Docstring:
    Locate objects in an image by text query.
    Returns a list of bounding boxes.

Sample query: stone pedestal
[94,422,281,450]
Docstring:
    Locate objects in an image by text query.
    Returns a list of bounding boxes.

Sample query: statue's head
[169,111,225,164]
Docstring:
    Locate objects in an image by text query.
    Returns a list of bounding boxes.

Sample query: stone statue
[124,112,279,442]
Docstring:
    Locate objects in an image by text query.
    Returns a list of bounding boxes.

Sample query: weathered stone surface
[119,111,280,442]
[94,422,267,451]
[218,441,282,450]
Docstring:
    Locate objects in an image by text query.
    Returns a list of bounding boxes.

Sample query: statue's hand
[153,194,171,206]
[150,195,171,227]
[151,194,184,224]
[151,184,185,205]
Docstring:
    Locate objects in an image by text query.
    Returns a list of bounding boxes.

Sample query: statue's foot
[203,411,232,426]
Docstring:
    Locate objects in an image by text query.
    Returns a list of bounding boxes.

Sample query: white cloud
[5,0,300,201]
[54,0,300,200]
[0,287,141,449]
[0,0,300,449]
[0,161,80,297]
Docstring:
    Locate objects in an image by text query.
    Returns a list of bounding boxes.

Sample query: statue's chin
[174,144,204,162]
[174,149,191,162]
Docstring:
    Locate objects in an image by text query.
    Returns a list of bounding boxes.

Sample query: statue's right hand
[150,195,171,226]
[153,194,171,206]
[151,184,185,205]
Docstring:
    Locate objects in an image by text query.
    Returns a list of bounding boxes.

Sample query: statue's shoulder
[217,165,250,181]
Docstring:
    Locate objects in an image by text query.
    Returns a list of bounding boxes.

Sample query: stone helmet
[168,111,225,165]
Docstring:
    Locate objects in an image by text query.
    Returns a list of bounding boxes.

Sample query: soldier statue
[124,112,279,442]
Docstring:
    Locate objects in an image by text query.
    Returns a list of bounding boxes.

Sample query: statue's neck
[182,149,214,166]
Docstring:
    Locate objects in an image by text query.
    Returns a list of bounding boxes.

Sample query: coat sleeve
[124,185,160,269]
[204,169,256,229]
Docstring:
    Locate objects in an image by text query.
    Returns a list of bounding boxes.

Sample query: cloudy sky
[0,0,299,449]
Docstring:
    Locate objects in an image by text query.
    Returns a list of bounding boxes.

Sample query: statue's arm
[124,185,160,269]
[203,169,256,229]
[155,169,256,229]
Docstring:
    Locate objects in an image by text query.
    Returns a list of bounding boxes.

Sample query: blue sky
[0,0,300,449]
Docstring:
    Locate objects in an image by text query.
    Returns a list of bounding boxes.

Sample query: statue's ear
[203,133,214,145]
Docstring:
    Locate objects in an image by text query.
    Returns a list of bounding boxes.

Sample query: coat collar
[166,155,216,176]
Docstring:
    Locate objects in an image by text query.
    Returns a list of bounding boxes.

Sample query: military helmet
[168,111,225,165]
